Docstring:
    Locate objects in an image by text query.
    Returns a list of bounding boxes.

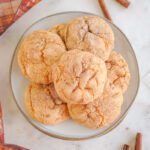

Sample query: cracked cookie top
[52,49,107,104]
[18,30,66,84]
[106,51,130,93]
[55,16,114,61]
[25,83,69,125]
[68,81,123,129]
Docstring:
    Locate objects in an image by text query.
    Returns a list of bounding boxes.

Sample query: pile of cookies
[18,16,130,129]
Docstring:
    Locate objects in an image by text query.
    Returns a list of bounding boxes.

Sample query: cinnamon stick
[98,0,112,21]
[123,144,131,150]
[116,0,130,8]
[135,132,142,150]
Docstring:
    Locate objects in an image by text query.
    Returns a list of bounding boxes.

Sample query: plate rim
[9,11,140,141]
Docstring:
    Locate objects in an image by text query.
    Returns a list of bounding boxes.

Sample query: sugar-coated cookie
[62,16,114,60]
[25,83,69,125]
[52,49,107,104]
[68,81,123,128]
[106,51,130,93]
[18,30,66,84]
[48,24,68,43]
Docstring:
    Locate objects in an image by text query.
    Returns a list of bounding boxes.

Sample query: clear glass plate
[9,11,140,140]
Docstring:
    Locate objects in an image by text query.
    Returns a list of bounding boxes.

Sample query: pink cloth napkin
[0,102,29,149]
[0,0,41,35]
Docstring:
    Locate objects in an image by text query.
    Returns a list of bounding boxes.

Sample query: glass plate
[9,11,140,140]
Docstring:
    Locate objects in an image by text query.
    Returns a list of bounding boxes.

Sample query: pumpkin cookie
[68,81,123,128]
[52,49,107,104]
[25,83,69,125]
[106,51,130,93]
[64,16,114,60]
[18,30,66,84]
[48,24,68,43]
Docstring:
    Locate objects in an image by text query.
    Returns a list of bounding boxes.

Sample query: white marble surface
[0,0,150,149]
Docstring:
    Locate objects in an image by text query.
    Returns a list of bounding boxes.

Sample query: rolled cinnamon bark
[98,0,112,21]
[116,0,130,8]
[123,144,131,150]
[135,132,142,150]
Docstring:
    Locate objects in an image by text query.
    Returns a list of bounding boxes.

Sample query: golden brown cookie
[68,81,123,129]
[106,51,130,93]
[64,16,114,60]
[52,49,107,104]
[48,24,68,43]
[18,30,66,84]
[25,83,69,125]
